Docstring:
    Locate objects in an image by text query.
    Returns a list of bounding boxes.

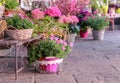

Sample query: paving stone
[35,75,76,83]
[0,30,120,83]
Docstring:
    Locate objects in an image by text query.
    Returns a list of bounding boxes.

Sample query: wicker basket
[0,20,7,39]
[35,57,63,73]
[5,29,33,40]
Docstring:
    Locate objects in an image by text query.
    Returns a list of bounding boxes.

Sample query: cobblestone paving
[0,30,120,83]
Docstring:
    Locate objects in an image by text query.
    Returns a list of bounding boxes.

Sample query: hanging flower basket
[35,57,63,73]
[5,29,33,40]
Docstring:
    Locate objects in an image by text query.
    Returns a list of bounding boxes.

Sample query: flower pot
[5,29,33,40]
[80,29,88,38]
[92,29,105,41]
[67,33,76,43]
[36,57,63,73]
[0,6,4,18]
[4,9,15,17]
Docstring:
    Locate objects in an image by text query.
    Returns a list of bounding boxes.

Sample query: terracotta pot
[92,29,105,41]
[80,29,88,38]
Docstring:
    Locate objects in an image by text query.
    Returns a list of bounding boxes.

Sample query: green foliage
[87,15,109,30]
[91,0,101,9]
[33,16,69,36]
[28,38,70,64]
[5,0,18,9]
[6,15,33,29]
[68,23,80,34]
[0,0,5,6]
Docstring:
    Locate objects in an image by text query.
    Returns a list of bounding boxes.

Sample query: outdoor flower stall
[0,0,113,79]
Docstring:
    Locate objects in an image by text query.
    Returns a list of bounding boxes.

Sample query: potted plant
[77,11,92,38]
[4,0,18,16]
[0,0,5,18]
[5,15,33,40]
[87,15,109,40]
[58,15,79,43]
[28,35,71,73]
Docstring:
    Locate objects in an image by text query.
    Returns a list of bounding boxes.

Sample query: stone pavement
[0,30,120,83]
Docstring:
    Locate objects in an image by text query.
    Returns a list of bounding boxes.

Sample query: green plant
[91,0,101,10]
[0,0,5,6]
[87,15,109,30]
[68,23,80,34]
[6,15,33,29]
[4,0,18,9]
[28,35,71,64]
[33,16,69,36]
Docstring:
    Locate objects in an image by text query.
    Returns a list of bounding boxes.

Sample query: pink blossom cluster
[45,6,61,17]
[58,15,79,24]
[49,34,73,51]
[31,9,45,20]
[53,0,89,15]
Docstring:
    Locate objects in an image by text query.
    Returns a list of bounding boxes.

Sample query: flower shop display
[28,35,71,73]
[87,15,109,40]
[77,10,92,38]
[5,15,33,40]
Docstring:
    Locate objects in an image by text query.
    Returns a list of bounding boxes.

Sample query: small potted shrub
[58,15,80,43]
[87,15,109,40]
[28,35,71,73]
[77,11,92,38]
[5,15,33,40]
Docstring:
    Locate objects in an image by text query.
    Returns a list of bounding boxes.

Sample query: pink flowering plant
[45,6,61,17]
[31,8,45,20]
[28,35,72,63]
[58,15,80,34]
[77,11,93,32]
[53,0,89,15]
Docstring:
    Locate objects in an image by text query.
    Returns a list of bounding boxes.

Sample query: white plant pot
[92,30,105,41]
[67,33,76,43]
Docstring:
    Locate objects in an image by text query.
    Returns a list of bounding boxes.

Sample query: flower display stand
[35,57,63,73]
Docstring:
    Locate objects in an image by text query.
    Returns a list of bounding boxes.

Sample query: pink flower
[56,40,61,44]
[54,37,59,41]
[62,46,66,50]
[50,36,54,40]
[83,16,88,21]
[45,6,61,17]
[31,9,45,20]
[58,15,65,23]
[63,42,67,46]
[50,34,55,40]
[69,43,74,48]
[69,15,79,23]
[59,39,63,43]
[63,16,72,24]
